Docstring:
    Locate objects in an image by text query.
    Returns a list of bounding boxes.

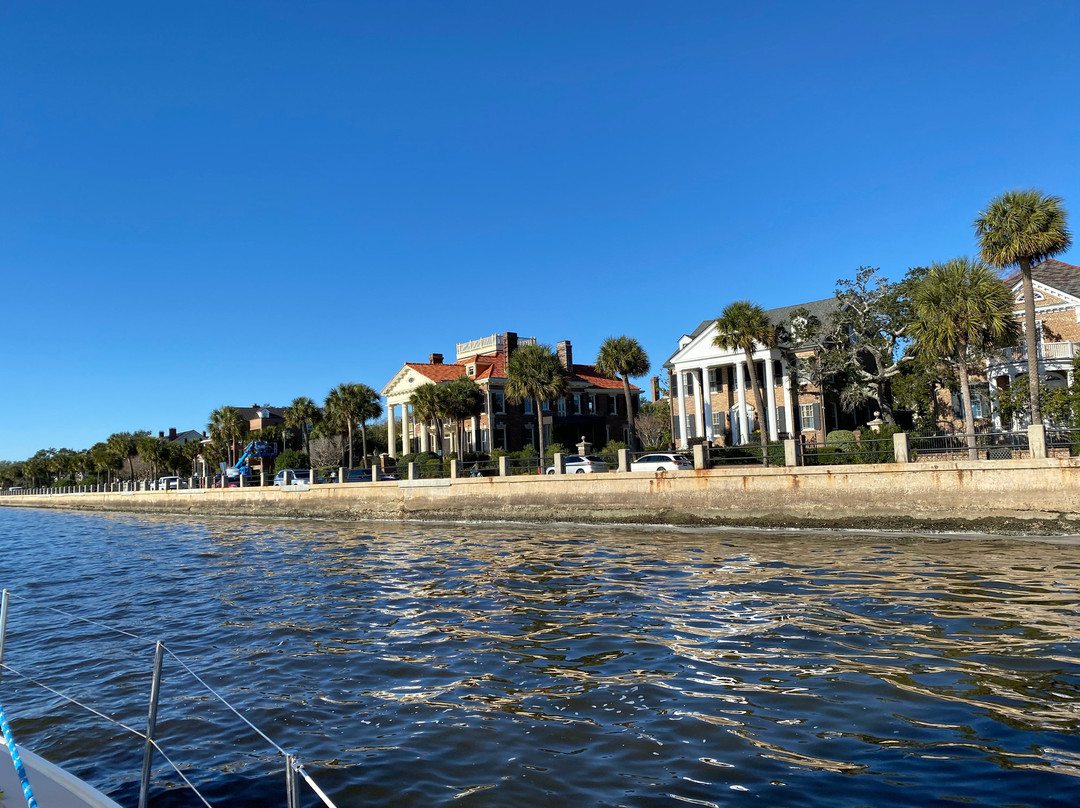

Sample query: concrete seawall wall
[4,458,1079,534]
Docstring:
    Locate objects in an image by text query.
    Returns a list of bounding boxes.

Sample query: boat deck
[0,745,121,808]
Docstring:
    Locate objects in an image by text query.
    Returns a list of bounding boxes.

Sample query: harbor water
[0,507,1078,807]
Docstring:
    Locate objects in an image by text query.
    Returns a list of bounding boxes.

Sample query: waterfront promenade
[3,454,1079,535]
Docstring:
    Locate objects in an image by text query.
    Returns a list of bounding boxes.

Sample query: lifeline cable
[0,701,39,808]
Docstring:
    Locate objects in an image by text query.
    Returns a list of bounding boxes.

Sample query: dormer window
[466,363,477,378]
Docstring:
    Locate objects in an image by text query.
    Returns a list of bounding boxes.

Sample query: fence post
[371,465,381,482]
[553,453,565,475]
[498,456,510,477]
[893,432,911,464]
[338,466,345,484]
[408,462,417,481]
[1028,424,1047,459]
[617,448,629,473]
[692,444,709,470]
[449,459,461,479]
[784,438,802,467]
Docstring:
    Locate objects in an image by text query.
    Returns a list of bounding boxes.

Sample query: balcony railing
[995,341,1078,363]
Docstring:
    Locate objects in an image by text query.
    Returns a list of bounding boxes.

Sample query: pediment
[381,364,441,400]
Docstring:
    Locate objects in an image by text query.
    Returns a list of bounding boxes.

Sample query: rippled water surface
[1,508,1079,807]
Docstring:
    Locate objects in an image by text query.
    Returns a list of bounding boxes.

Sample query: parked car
[273,469,311,486]
[544,455,610,475]
[340,468,399,482]
[630,453,694,472]
[156,476,186,490]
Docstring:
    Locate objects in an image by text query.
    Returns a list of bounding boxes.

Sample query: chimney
[159,431,164,438]
[557,340,573,371]
[650,376,661,402]
[168,427,177,440]
[502,332,518,357]
[429,353,443,364]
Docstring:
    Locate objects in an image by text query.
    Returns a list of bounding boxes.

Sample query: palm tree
[975,189,1073,426]
[410,383,449,456]
[207,406,247,466]
[505,343,569,463]
[107,432,139,482]
[910,258,1019,459]
[443,376,485,460]
[713,301,776,465]
[284,396,321,459]
[596,336,650,450]
[325,383,382,468]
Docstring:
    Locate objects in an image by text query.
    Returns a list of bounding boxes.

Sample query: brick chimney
[502,332,518,357]
[557,340,573,371]
[429,353,443,364]
[168,427,177,440]
[158,431,164,438]
[650,376,661,402]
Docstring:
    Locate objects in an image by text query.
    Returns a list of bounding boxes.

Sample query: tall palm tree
[910,258,1019,459]
[325,383,382,468]
[505,343,569,463]
[284,396,321,460]
[207,406,247,466]
[713,301,776,465]
[975,189,1072,426]
[443,376,485,460]
[596,336,650,450]
[410,383,449,456]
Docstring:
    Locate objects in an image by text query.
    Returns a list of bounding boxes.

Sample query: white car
[545,455,610,474]
[156,476,186,490]
[274,469,311,486]
[630,453,694,472]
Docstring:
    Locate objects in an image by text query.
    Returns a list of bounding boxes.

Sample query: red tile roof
[405,362,468,383]
[404,357,639,391]
[571,364,640,391]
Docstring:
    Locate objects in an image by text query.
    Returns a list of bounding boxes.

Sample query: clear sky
[2,1,1079,460]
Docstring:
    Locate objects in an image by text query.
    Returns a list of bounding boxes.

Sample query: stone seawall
[3,458,1079,534]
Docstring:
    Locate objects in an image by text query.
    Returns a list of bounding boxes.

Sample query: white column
[692,370,705,441]
[735,360,750,444]
[387,404,397,458]
[782,361,794,436]
[419,420,430,453]
[701,367,714,442]
[471,416,480,451]
[764,356,778,440]
[401,405,411,455]
[676,370,688,448]
[988,374,1002,431]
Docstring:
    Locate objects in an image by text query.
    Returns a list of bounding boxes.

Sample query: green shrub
[275,449,310,471]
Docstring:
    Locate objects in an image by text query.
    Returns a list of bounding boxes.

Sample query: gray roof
[1005,259,1080,300]
[665,297,840,367]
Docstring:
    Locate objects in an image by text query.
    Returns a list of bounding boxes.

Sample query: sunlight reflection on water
[1,509,1079,807]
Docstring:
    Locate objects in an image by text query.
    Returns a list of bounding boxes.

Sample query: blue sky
[2,1,1079,460]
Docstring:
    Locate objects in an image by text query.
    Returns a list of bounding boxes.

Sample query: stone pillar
[499,456,510,477]
[764,357,778,440]
[692,443,709,470]
[893,432,911,464]
[239,474,246,488]
[449,459,461,479]
[387,405,397,459]
[372,466,381,482]
[309,468,316,485]
[338,466,345,484]
[576,437,592,456]
[553,453,565,475]
[408,461,417,481]
[1028,424,1047,459]
[784,438,802,467]
[735,360,750,444]
[617,448,630,473]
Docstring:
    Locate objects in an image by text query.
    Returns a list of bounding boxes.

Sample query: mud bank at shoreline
[4,457,1079,536]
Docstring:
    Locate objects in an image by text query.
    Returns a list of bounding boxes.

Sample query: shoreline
[4,456,1079,536]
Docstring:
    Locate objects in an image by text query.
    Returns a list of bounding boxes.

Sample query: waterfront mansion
[380,332,640,457]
